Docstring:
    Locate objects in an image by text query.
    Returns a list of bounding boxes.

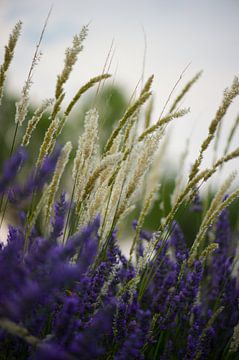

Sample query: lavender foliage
[0,151,238,360]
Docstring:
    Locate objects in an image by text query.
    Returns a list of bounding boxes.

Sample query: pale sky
[0,0,239,183]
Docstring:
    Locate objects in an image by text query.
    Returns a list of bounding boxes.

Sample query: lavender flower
[8,145,61,204]
[50,192,68,240]
[0,146,27,193]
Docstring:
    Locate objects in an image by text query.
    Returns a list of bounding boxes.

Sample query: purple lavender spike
[0,146,27,194]
[8,145,61,204]
[171,220,189,264]
[50,193,68,240]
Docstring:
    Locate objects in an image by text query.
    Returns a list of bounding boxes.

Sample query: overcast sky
[0,0,239,182]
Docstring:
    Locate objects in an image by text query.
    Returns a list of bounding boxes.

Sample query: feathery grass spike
[55,25,88,101]
[36,118,60,166]
[51,25,89,119]
[189,76,239,181]
[82,154,121,202]
[0,21,22,105]
[140,74,154,96]
[44,142,72,225]
[116,134,160,222]
[203,187,239,238]
[15,9,51,126]
[76,153,121,216]
[104,77,153,153]
[144,97,154,130]
[105,91,151,153]
[224,113,239,156]
[189,172,236,264]
[169,70,202,113]
[123,114,138,149]
[22,98,53,146]
[49,75,110,147]
[72,108,99,206]
[65,74,111,117]
[230,323,239,353]
[204,147,239,181]
[138,107,189,142]
[200,243,218,264]
[159,169,210,238]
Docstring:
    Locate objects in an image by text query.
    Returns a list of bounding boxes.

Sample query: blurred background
[0,0,239,246]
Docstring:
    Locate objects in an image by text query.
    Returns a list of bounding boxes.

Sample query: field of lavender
[0,20,239,360]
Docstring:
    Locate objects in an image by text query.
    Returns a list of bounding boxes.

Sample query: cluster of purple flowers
[0,148,238,360]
